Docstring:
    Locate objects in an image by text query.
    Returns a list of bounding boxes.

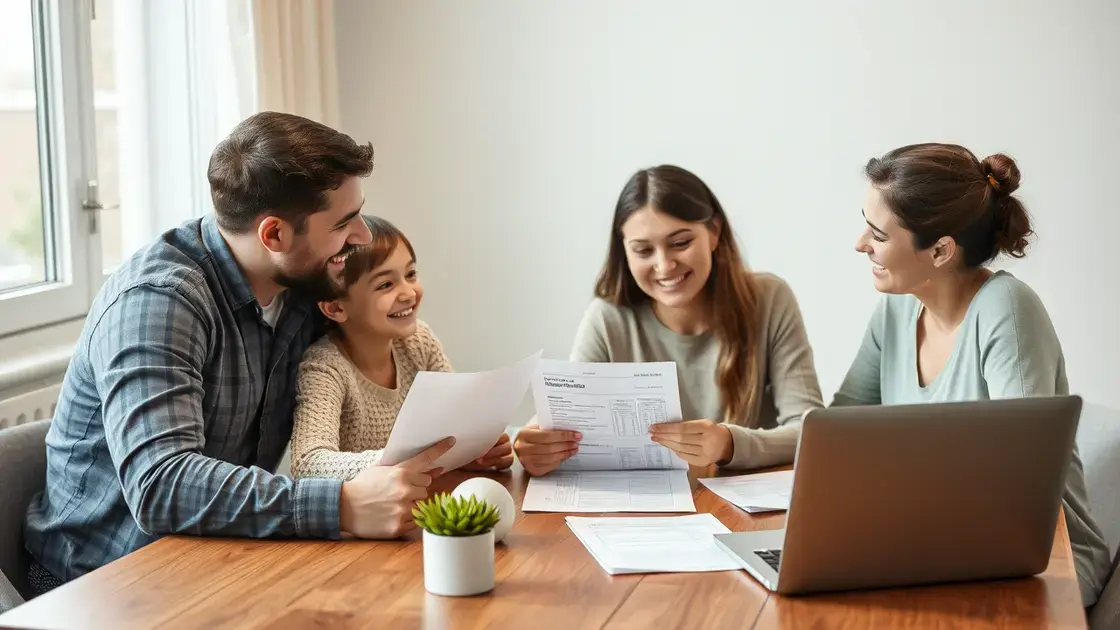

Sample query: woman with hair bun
[834,143,1110,607]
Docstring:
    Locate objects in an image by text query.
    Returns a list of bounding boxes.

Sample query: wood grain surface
[0,465,1086,629]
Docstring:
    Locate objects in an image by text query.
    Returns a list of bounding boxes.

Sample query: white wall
[335,0,1120,409]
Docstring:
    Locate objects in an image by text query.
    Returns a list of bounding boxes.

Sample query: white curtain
[113,0,260,254]
[188,0,260,218]
[110,0,340,253]
[214,0,260,139]
[249,0,340,127]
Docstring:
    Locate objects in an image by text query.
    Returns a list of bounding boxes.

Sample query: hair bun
[980,153,1021,196]
[980,152,1031,259]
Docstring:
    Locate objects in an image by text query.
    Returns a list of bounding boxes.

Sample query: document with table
[522,359,695,513]
[698,469,794,513]
[521,470,695,512]
[566,514,741,574]
[379,350,542,472]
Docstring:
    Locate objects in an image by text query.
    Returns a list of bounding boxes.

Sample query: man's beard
[275,260,345,302]
[275,242,361,302]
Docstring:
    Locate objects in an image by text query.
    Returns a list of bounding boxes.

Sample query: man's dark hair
[207,111,374,233]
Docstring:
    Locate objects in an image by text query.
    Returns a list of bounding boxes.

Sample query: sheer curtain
[113,0,260,254]
[115,0,341,248]
[249,0,340,127]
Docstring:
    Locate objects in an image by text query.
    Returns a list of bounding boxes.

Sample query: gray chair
[276,443,293,477]
[0,569,21,615]
[0,419,50,612]
[1075,403,1120,629]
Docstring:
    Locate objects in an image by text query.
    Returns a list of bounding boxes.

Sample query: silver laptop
[713,395,1082,595]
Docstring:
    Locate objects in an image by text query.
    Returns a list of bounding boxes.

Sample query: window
[0,0,101,336]
[0,2,48,293]
[0,0,256,339]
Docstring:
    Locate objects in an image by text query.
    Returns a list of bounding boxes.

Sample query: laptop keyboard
[754,549,781,571]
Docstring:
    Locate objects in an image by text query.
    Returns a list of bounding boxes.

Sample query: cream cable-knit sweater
[290,321,452,480]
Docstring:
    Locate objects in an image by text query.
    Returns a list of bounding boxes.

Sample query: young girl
[513,164,824,475]
[833,143,1109,606]
[290,217,512,481]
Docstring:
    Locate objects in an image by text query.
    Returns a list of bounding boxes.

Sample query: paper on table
[531,359,687,471]
[699,470,794,513]
[521,469,695,513]
[379,350,542,472]
[565,513,741,574]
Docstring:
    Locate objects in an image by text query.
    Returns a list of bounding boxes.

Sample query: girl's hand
[512,424,581,476]
[462,432,515,471]
[649,420,734,466]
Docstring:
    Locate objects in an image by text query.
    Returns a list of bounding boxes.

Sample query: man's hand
[649,420,734,466]
[462,432,514,472]
[512,424,581,476]
[338,437,455,539]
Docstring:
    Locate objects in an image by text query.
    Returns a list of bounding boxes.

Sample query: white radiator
[0,383,60,429]
[0,345,71,429]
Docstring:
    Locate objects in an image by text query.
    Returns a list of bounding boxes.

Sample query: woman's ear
[318,299,348,323]
[930,236,959,268]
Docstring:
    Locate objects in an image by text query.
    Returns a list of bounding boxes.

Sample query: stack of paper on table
[565,514,742,574]
[521,470,695,513]
[699,470,793,513]
[521,359,696,513]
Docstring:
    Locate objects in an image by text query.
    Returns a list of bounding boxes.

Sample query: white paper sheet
[379,350,542,472]
[565,513,741,574]
[521,469,696,513]
[531,359,687,471]
[699,470,794,513]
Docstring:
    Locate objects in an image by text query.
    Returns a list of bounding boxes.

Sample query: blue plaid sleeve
[87,283,341,539]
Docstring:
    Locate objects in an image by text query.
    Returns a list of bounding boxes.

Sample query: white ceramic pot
[422,529,495,596]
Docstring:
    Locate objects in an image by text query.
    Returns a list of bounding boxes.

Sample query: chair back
[0,420,50,603]
[1075,403,1120,628]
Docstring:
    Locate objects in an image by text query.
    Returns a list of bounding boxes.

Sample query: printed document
[699,470,794,513]
[531,358,687,471]
[521,470,695,513]
[566,514,741,574]
[379,350,542,472]
[524,359,696,512]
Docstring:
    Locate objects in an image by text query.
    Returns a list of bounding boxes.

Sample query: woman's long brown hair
[593,165,762,425]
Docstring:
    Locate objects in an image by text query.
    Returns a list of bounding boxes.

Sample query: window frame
[0,0,247,339]
[0,0,102,338]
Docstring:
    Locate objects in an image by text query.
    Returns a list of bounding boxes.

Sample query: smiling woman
[512,164,825,476]
[834,142,1113,608]
[856,144,1032,295]
[596,165,766,432]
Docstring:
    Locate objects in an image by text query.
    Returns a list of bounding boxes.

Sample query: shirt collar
[201,214,258,311]
[201,214,318,321]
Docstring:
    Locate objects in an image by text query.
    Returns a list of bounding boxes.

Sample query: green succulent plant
[413,492,501,537]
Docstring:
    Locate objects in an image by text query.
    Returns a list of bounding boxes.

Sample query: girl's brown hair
[594,165,762,425]
[337,216,416,293]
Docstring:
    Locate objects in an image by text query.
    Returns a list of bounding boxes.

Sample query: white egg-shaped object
[451,477,516,543]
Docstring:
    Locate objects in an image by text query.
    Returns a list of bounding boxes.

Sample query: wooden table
[0,466,1088,629]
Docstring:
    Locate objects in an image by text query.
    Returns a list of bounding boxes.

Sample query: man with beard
[22,111,454,593]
